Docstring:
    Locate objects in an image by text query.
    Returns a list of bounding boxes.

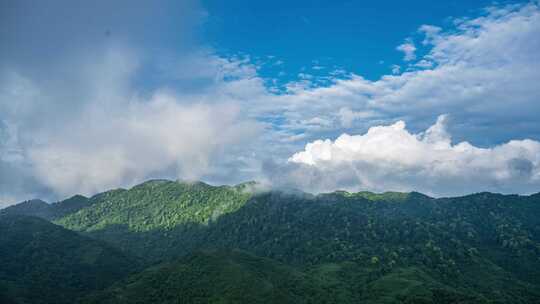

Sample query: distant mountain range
[1,180,540,303]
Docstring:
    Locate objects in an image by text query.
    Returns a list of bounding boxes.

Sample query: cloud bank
[0,47,262,201]
[283,115,540,196]
[0,1,263,204]
[1,1,540,205]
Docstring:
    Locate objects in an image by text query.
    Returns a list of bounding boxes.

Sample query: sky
[1,0,539,206]
[204,0,514,82]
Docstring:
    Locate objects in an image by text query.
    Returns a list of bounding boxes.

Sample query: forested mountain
[0,214,141,304]
[1,195,91,221]
[81,250,483,304]
[82,250,329,304]
[1,180,540,303]
[1,199,54,220]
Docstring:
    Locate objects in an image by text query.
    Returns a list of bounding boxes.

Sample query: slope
[84,249,491,304]
[0,214,141,304]
[55,180,254,261]
[1,195,91,221]
[7,179,539,302]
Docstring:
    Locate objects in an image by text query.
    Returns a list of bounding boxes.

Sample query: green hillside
[82,250,325,304]
[57,180,253,232]
[53,180,255,261]
[81,250,481,304]
[2,180,540,303]
[0,214,141,304]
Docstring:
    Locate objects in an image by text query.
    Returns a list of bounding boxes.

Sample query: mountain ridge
[3,179,540,219]
[2,179,540,303]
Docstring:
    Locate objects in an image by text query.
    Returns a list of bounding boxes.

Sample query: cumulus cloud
[284,115,540,196]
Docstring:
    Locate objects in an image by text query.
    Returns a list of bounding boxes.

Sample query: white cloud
[418,24,442,45]
[281,133,307,143]
[286,115,540,196]
[270,2,540,149]
[396,40,417,61]
[27,93,258,197]
[2,1,540,204]
[338,107,377,128]
[0,47,262,200]
[391,64,401,74]
[414,59,434,68]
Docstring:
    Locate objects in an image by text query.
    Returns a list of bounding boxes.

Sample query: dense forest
[1,179,540,303]
[0,214,140,304]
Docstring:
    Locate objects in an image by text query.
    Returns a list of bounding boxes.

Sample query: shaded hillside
[1,199,54,219]
[199,191,540,303]
[1,195,90,221]
[82,250,325,304]
[0,214,141,304]
[81,250,481,304]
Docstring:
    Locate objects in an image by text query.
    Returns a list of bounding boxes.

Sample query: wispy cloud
[396,40,417,61]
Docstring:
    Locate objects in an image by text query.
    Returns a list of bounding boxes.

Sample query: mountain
[1,199,53,219]
[2,179,540,303]
[82,250,327,304]
[57,180,253,233]
[1,195,91,221]
[55,180,255,261]
[81,250,481,304]
[0,214,141,304]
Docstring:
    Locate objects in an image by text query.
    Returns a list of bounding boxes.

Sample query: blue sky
[1,0,539,204]
[203,0,521,82]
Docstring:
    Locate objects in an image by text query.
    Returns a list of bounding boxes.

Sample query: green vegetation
[0,214,140,304]
[1,199,55,220]
[1,195,91,221]
[1,180,540,303]
[342,190,412,202]
[82,250,326,304]
[82,250,481,304]
[50,180,254,261]
[57,180,253,232]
